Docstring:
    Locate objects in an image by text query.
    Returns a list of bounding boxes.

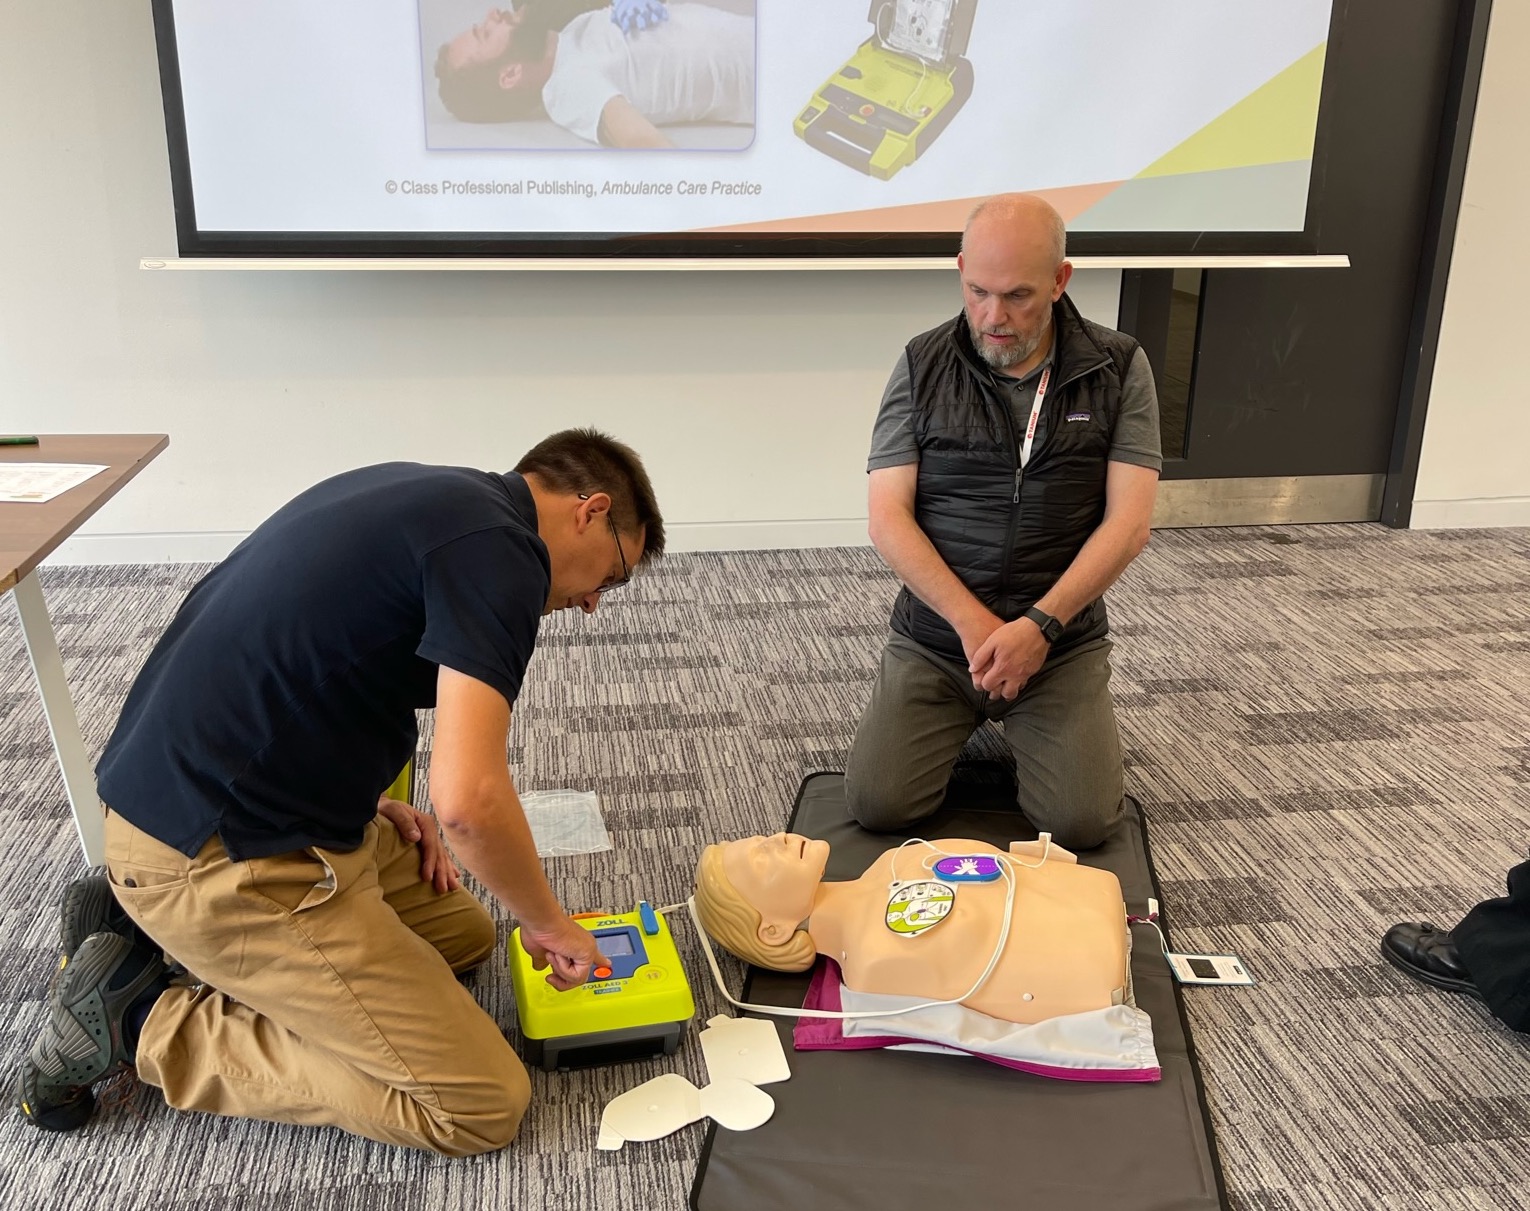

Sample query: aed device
[795,0,978,180]
[382,761,413,805]
[510,902,696,1072]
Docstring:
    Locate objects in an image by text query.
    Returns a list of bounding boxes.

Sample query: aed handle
[803,108,879,172]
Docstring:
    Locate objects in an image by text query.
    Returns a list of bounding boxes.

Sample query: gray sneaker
[17,932,168,1132]
[59,875,150,958]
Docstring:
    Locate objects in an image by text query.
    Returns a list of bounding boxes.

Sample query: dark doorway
[1116,0,1489,527]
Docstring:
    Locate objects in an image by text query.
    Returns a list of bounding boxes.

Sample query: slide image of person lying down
[423,0,756,150]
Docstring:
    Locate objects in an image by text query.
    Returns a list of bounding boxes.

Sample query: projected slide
[164,0,1335,237]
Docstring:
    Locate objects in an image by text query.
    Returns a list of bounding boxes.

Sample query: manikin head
[435,6,558,122]
[694,834,829,972]
[515,427,665,615]
[958,193,1073,374]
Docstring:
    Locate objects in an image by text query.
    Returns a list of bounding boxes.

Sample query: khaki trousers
[104,810,530,1155]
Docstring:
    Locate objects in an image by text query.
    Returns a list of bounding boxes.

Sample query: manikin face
[958,212,1071,374]
[721,833,830,944]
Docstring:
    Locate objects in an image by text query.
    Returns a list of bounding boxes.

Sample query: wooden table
[2,434,170,864]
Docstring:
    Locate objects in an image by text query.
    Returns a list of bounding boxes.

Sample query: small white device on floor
[1166,952,1256,986]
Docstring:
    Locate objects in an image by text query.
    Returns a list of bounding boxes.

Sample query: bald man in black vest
[846,193,1161,850]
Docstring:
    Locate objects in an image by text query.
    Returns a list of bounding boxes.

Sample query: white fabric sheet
[838,986,1161,1075]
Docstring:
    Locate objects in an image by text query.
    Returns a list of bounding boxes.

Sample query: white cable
[676,837,1044,1023]
[872,0,942,116]
[875,0,950,66]
[685,896,978,1021]
[652,897,957,1020]
[1134,918,1171,958]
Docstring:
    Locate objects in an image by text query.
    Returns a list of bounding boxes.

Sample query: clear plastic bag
[519,789,613,857]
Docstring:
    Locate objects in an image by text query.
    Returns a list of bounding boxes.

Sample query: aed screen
[1188,957,1220,980]
[598,933,635,958]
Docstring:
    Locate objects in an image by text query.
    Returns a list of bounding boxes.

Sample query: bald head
[957,194,1073,376]
[961,193,1067,268]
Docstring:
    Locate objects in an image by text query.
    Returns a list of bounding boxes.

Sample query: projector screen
[153,0,1337,257]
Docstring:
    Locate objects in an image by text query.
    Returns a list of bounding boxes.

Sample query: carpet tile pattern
[1,523,1528,1209]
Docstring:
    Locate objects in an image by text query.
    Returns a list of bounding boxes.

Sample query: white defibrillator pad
[597,1074,774,1150]
[700,1014,791,1086]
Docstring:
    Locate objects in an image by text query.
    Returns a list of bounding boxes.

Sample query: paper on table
[0,463,109,504]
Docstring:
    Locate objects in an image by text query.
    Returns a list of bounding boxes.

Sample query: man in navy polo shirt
[17,427,664,1155]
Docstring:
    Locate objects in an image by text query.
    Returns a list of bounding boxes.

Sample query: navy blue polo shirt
[96,463,549,861]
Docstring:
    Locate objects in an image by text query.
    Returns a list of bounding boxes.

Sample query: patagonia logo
[1065,411,1092,423]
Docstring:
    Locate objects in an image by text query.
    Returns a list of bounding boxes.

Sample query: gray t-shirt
[867,344,1163,473]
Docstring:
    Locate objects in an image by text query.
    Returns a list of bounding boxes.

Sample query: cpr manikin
[600,833,1149,1150]
[693,833,1131,1025]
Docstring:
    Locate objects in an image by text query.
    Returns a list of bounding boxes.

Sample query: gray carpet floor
[2,524,1529,1210]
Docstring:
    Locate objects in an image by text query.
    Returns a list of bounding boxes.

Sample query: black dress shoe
[1381,922,1483,999]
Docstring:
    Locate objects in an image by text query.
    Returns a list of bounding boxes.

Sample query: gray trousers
[844,631,1125,849]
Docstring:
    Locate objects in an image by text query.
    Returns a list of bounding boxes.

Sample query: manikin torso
[802,840,1128,1024]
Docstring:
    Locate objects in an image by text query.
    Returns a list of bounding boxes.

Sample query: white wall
[7,6,1522,562]
[1411,0,1530,529]
[0,0,1119,563]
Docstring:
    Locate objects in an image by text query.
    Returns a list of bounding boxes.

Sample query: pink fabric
[792,959,1161,1083]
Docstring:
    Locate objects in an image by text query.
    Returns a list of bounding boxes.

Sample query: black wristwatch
[1022,606,1065,645]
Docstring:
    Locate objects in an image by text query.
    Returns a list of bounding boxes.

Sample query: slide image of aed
[421,0,757,152]
[795,0,978,180]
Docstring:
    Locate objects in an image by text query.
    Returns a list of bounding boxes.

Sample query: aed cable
[1127,899,1171,958]
[872,0,940,116]
[671,837,1049,1023]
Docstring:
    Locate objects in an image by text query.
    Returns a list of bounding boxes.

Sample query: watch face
[1027,607,1061,642]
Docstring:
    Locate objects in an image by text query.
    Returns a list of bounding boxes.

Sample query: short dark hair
[435,1,604,123]
[516,428,666,563]
[434,42,540,123]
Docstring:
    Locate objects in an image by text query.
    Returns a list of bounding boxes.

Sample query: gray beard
[968,315,1046,371]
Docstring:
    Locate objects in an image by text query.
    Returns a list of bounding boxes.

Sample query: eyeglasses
[599,512,631,594]
[580,494,630,594]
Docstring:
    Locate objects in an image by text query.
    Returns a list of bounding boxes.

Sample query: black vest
[889,294,1140,662]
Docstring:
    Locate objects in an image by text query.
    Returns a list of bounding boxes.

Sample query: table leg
[11,570,103,866]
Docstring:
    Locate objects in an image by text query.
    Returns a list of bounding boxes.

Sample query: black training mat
[691,770,1228,1211]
